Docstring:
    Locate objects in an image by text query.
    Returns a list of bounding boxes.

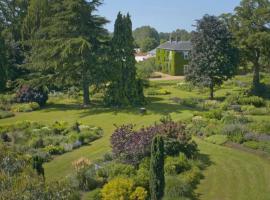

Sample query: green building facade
[156,41,191,76]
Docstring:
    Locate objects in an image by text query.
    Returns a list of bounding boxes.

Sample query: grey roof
[157,41,192,51]
[148,48,156,55]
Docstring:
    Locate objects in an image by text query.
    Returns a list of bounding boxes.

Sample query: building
[156,40,192,75]
[135,49,156,62]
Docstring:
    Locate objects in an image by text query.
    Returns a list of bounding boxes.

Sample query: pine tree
[105,13,144,106]
[149,136,165,200]
[24,0,108,105]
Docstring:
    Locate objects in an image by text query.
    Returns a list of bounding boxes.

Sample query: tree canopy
[186,15,239,99]
[159,29,191,43]
[225,0,270,94]
[0,32,8,91]
[23,0,109,105]
[133,26,160,52]
[105,13,144,106]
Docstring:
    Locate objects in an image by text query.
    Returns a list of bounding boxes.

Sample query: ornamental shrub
[164,176,192,199]
[44,145,65,155]
[164,153,190,175]
[241,105,269,115]
[134,159,150,189]
[97,162,136,181]
[73,161,100,191]
[204,109,223,120]
[248,121,270,135]
[111,119,191,165]
[238,96,265,107]
[130,187,148,200]
[11,102,40,112]
[222,124,248,143]
[101,178,134,200]
[16,85,48,106]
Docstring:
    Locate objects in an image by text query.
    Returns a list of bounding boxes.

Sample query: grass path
[195,139,270,200]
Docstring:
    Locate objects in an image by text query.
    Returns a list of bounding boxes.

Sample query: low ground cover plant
[0,121,103,161]
[147,88,171,96]
[0,110,14,119]
[11,102,40,112]
[0,143,80,199]
[204,135,228,145]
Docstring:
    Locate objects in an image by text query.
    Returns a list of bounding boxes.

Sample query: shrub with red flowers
[111,118,197,165]
[16,85,48,106]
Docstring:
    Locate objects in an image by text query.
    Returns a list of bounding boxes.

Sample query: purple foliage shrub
[16,85,48,106]
[111,120,195,165]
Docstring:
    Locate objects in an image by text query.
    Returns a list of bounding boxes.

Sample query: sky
[98,0,241,32]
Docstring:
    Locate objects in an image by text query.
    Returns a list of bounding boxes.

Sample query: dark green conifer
[149,136,165,200]
[105,12,144,106]
[24,0,108,106]
[0,34,8,91]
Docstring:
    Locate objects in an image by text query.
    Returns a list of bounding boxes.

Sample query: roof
[148,48,156,55]
[157,41,192,51]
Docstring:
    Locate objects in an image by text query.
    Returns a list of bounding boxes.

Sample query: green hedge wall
[156,49,188,76]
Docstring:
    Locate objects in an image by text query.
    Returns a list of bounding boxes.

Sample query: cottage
[156,40,192,75]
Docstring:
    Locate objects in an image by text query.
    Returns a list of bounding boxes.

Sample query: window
[183,51,189,60]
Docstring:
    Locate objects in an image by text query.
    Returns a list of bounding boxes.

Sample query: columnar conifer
[149,136,165,200]
[105,12,144,106]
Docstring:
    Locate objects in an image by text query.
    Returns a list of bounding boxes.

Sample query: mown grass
[1,75,270,200]
[196,138,270,200]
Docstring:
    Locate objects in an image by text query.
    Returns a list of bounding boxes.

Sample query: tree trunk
[253,64,260,91]
[210,82,214,100]
[82,73,90,106]
[252,50,261,93]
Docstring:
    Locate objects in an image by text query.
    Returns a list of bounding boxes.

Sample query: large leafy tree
[227,0,270,93]
[149,136,165,200]
[186,15,239,99]
[159,29,191,43]
[105,13,144,106]
[24,0,108,105]
[133,26,160,52]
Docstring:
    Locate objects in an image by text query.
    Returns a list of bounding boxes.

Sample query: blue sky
[98,0,241,32]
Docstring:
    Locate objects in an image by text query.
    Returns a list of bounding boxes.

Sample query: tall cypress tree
[105,12,144,106]
[149,136,165,200]
[24,0,108,106]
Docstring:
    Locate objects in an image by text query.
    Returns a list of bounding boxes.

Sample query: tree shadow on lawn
[193,153,215,200]
[42,102,83,112]
[77,102,186,118]
[42,96,202,118]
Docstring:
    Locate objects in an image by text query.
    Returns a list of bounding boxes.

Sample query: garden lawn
[196,138,270,200]
[0,80,197,181]
[1,77,270,200]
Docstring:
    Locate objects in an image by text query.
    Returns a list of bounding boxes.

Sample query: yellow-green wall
[156,48,188,76]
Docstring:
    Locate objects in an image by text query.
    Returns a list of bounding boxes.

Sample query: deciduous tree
[186,15,239,99]
[227,0,270,94]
